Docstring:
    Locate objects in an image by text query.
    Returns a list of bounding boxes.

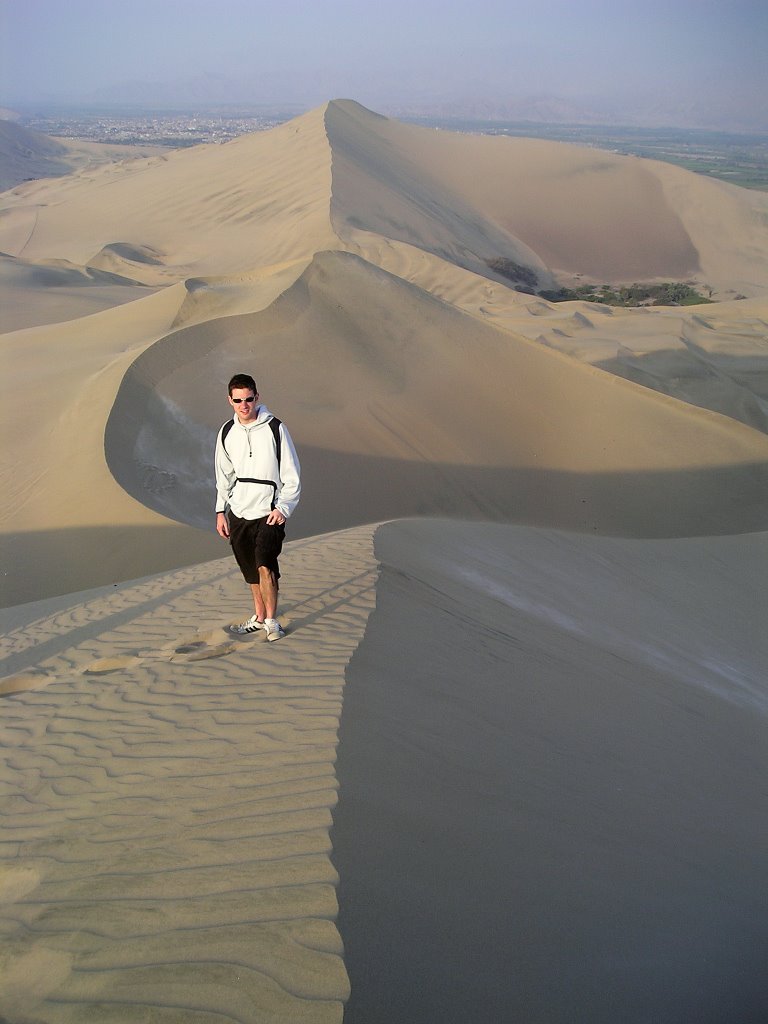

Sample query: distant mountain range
[388,94,768,133]
[11,73,763,132]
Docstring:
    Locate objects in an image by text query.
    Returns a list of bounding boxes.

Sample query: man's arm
[273,424,301,522]
[216,511,230,538]
[214,425,236,537]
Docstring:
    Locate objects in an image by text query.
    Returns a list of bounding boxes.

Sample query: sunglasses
[231,395,257,404]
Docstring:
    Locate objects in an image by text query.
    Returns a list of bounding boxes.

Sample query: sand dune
[2,100,768,597]
[105,250,768,544]
[1,99,767,1020]
[324,100,554,291]
[355,107,768,297]
[0,107,337,278]
[475,288,768,435]
[335,519,768,1024]
[0,253,156,332]
[2,520,766,1022]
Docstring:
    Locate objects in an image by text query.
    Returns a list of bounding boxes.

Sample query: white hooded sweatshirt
[214,405,301,521]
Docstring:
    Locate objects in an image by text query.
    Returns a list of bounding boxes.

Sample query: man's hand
[216,512,230,539]
[266,509,285,526]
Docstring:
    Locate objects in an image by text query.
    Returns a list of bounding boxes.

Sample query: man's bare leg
[251,566,278,621]
[249,583,266,623]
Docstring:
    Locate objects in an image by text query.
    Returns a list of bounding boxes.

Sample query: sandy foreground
[1,519,766,1023]
[1,100,768,1020]
[1,525,378,1023]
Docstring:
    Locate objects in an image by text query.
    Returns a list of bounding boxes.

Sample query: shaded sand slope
[333,519,768,1024]
[105,251,768,539]
[324,101,553,290]
[0,525,377,1023]
[0,120,71,191]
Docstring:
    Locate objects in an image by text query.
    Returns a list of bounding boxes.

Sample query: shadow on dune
[296,447,768,539]
[0,524,223,608]
[14,444,767,606]
[106,435,768,542]
[100,250,768,546]
[332,520,768,1024]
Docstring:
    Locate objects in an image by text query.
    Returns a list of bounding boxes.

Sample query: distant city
[16,109,291,146]
[13,107,768,191]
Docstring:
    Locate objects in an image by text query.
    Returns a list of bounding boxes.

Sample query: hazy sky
[1,0,766,127]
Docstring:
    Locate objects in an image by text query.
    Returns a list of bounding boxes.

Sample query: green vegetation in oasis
[484,260,714,306]
[539,282,714,306]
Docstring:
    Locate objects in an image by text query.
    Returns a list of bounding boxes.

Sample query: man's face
[228,387,259,423]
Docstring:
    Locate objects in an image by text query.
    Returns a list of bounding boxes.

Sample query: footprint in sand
[0,669,54,695]
[2,636,242,692]
[0,865,41,903]
[83,656,142,675]
[84,641,238,668]
[170,634,238,661]
[176,642,238,661]
[153,622,240,663]
[0,946,72,1018]
[173,641,208,654]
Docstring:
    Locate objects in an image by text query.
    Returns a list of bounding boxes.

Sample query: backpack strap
[219,418,235,455]
[220,416,283,510]
[220,416,281,466]
[268,416,282,469]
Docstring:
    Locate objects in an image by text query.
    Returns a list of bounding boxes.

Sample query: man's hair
[228,373,257,396]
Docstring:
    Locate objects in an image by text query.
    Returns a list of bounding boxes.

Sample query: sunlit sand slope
[3,519,762,1022]
[0,107,337,278]
[0,285,224,606]
[319,240,768,436]
[0,525,377,1024]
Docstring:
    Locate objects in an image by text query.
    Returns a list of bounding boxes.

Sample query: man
[215,373,301,641]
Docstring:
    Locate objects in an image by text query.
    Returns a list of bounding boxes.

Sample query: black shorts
[228,512,285,584]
